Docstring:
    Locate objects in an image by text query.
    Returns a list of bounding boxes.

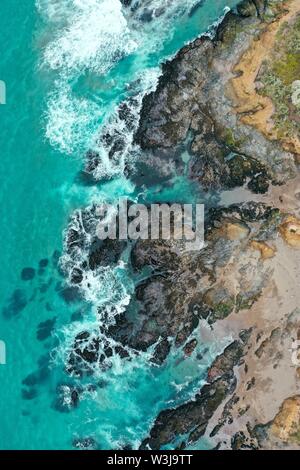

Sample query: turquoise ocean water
[0,0,239,450]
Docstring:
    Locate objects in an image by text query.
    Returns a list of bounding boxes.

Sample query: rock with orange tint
[250,240,276,259]
[218,220,250,241]
[279,216,300,248]
[270,396,300,444]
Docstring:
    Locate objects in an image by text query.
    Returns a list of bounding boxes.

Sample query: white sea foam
[86,67,159,180]
[37,0,209,159]
[40,0,137,75]
[45,81,104,154]
[60,203,132,323]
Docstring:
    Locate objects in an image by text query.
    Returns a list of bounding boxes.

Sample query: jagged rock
[152,338,171,365]
[183,339,198,357]
[237,0,267,18]
[54,384,80,412]
[67,331,129,377]
[134,1,296,191]
[141,335,250,449]
[65,202,282,367]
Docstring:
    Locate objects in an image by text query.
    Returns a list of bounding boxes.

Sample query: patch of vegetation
[222,128,247,149]
[258,16,300,138]
[214,299,235,319]
[236,293,260,312]
[291,429,300,445]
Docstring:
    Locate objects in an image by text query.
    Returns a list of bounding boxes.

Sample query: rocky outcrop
[60,0,300,450]
[63,201,286,374]
[134,0,296,192]
[141,331,251,449]
[106,202,282,363]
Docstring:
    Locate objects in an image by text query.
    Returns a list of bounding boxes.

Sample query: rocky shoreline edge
[61,0,300,450]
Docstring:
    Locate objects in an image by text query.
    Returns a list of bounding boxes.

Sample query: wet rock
[141,334,250,449]
[207,341,245,383]
[67,330,129,377]
[67,332,100,377]
[134,2,296,191]
[106,202,281,362]
[140,9,153,22]
[141,373,237,450]
[89,238,126,270]
[152,338,171,365]
[183,339,198,357]
[70,268,83,285]
[210,394,240,437]
[83,96,139,180]
[54,384,80,412]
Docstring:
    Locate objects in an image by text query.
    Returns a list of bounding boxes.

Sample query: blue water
[0,0,239,450]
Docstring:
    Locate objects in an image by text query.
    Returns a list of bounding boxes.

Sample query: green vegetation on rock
[258,16,300,138]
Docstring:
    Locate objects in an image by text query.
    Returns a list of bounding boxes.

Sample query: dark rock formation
[133,1,296,191]
[63,201,282,371]
[141,333,251,449]
[66,330,130,377]
[105,203,280,363]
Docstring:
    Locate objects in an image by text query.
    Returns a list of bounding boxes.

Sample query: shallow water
[0,0,239,450]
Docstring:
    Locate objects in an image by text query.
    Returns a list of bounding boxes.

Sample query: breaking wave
[37,0,209,161]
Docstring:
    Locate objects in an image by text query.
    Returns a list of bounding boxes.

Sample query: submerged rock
[2,289,27,318]
[21,267,35,281]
